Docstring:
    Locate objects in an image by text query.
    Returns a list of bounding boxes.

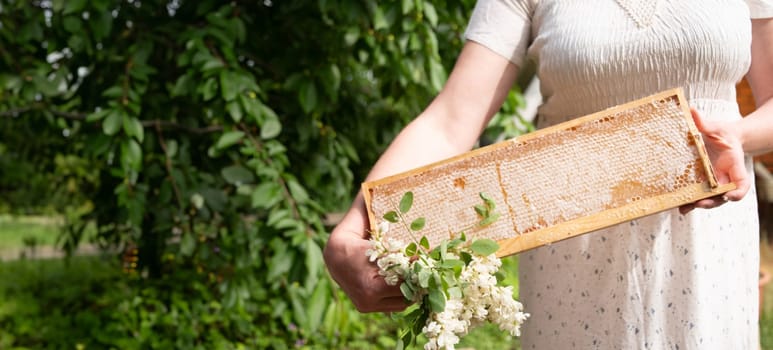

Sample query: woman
[324,0,773,348]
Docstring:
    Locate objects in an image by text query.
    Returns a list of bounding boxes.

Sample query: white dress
[465,0,773,349]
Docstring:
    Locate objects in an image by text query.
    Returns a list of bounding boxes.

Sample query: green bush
[0,0,531,347]
[0,256,402,349]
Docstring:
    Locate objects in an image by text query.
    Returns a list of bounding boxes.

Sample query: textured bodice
[529,0,752,126]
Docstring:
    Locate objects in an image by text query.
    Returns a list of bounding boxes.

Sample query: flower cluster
[367,194,529,350]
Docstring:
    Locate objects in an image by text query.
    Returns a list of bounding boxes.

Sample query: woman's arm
[323,41,519,313]
[740,17,773,155]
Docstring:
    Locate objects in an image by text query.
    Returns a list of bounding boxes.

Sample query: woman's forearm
[741,18,773,156]
[335,41,520,235]
[738,102,773,155]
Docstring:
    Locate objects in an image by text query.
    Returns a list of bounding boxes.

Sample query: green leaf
[200,187,226,211]
[121,139,142,171]
[418,269,431,288]
[123,117,144,142]
[165,139,178,157]
[190,193,205,209]
[480,192,496,209]
[63,0,87,15]
[90,10,113,41]
[401,0,414,14]
[419,236,429,250]
[260,114,282,139]
[226,101,243,122]
[221,165,254,185]
[478,213,501,227]
[402,304,423,323]
[412,310,430,345]
[474,204,488,217]
[404,242,417,257]
[428,58,446,92]
[286,178,309,203]
[448,286,462,299]
[268,248,294,280]
[240,95,263,122]
[180,232,196,256]
[410,217,425,231]
[383,211,398,223]
[320,64,341,101]
[423,2,439,27]
[202,58,224,71]
[102,110,122,135]
[220,70,239,101]
[305,239,324,290]
[298,81,318,113]
[343,27,359,46]
[447,237,464,250]
[201,77,217,101]
[440,259,464,270]
[470,238,499,256]
[252,182,283,209]
[460,251,472,265]
[306,279,328,333]
[215,131,244,150]
[19,21,43,41]
[400,282,414,301]
[62,16,82,33]
[371,6,388,30]
[399,191,413,213]
[102,86,123,98]
[86,109,109,122]
[170,75,193,97]
[428,288,445,313]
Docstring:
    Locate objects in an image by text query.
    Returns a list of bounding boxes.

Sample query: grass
[0,215,771,349]
[0,255,125,349]
[0,215,61,250]
[760,239,773,349]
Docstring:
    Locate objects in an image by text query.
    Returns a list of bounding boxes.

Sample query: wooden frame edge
[495,182,737,257]
[675,89,720,188]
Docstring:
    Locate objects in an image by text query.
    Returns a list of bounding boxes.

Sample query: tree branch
[1,104,223,134]
[140,120,223,134]
[239,123,316,237]
[154,122,184,209]
[0,105,87,120]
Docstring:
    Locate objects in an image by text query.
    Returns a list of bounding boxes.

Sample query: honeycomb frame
[363,88,735,257]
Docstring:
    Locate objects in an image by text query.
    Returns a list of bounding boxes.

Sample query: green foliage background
[0,0,528,348]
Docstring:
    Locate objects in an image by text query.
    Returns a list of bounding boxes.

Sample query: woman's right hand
[323,196,408,313]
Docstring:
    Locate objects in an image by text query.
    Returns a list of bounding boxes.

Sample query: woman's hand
[323,197,408,313]
[679,108,751,214]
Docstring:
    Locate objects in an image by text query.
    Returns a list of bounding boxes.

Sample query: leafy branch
[1,103,223,134]
[239,123,315,237]
[371,191,508,349]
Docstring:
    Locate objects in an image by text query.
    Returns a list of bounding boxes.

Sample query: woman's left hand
[679,108,751,214]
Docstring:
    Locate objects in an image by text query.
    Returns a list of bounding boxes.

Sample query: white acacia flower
[378,221,390,234]
[368,226,529,350]
[383,237,404,252]
[376,252,410,285]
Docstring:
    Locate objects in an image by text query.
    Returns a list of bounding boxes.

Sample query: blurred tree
[0,0,527,347]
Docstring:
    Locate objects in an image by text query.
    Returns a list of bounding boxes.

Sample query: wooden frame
[363,88,735,257]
